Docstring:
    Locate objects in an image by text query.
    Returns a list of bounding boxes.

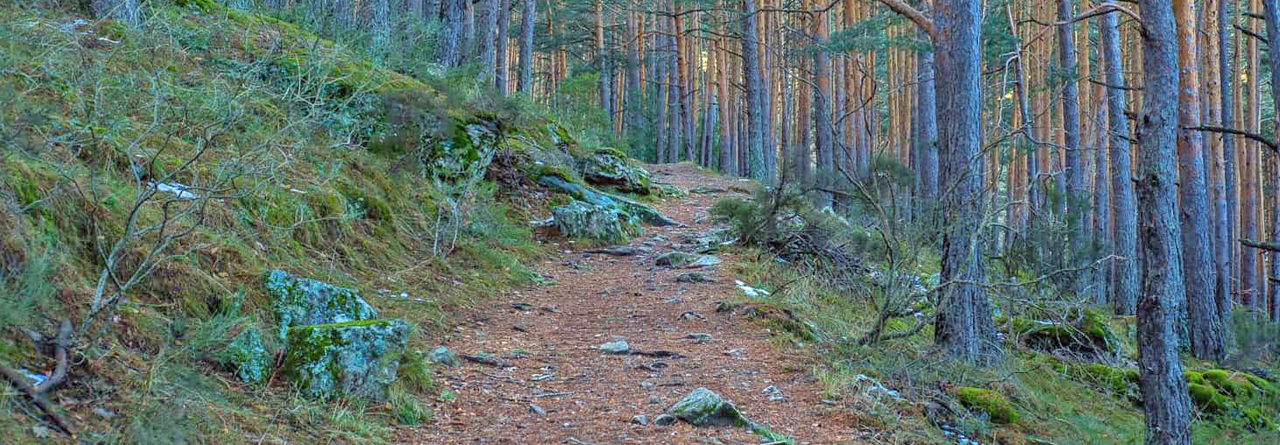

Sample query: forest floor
[403,164,860,445]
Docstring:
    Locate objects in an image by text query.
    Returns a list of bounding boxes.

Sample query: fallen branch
[0,321,76,436]
[461,354,507,367]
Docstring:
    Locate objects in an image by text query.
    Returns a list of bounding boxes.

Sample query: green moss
[1204,370,1256,396]
[1189,383,1229,413]
[1186,371,1206,386]
[955,387,1019,424]
[1080,364,1135,395]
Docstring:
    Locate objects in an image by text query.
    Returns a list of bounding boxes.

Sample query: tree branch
[1185,125,1279,153]
[874,0,938,41]
[1241,238,1280,253]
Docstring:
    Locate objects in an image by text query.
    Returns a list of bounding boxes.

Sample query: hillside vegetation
[0,2,661,442]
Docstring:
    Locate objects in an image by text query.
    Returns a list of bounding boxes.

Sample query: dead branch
[1241,238,1280,253]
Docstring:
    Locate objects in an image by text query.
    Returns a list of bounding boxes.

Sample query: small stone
[653,414,677,426]
[600,339,631,354]
[631,415,649,425]
[430,346,460,367]
[676,273,716,283]
[762,385,785,401]
[686,333,713,344]
[664,296,683,304]
[686,255,722,268]
[530,404,547,415]
[641,381,655,388]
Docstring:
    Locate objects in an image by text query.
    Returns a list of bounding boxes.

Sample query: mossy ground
[726,247,1280,445]
[0,2,596,443]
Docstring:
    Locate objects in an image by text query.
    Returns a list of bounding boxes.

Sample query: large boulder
[538,175,679,227]
[579,149,651,194]
[264,270,378,340]
[552,201,639,243]
[281,319,412,401]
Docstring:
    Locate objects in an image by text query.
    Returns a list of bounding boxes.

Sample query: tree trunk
[741,0,770,181]
[1261,0,1280,320]
[1243,0,1261,310]
[1101,1,1138,315]
[932,0,999,364]
[717,38,734,174]
[812,4,834,208]
[596,1,612,130]
[476,0,499,83]
[918,49,938,206]
[1173,0,1226,360]
[1057,0,1090,298]
[494,0,512,93]
[372,0,391,51]
[1215,0,1235,326]
[626,12,642,134]
[1135,0,1194,443]
[438,0,465,67]
[516,0,535,94]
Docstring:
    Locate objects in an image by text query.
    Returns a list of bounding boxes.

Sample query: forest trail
[403,164,858,445]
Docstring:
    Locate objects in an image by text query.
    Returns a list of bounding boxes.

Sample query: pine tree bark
[1057,0,1090,298]
[516,0,536,94]
[1135,0,1194,443]
[1261,0,1280,321]
[626,12,643,134]
[812,3,834,208]
[1242,0,1261,310]
[717,38,735,174]
[740,0,770,181]
[1214,0,1235,324]
[438,0,465,67]
[1101,0,1138,315]
[1173,0,1225,360]
[917,49,938,206]
[933,0,999,363]
[476,0,499,83]
[596,1,612,129]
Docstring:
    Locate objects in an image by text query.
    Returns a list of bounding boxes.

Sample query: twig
[1241,238,1280,253]
[1186,125,1279,153]
[534,391,575,398]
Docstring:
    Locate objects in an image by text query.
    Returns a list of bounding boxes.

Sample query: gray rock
[686,333,713,344]
[529,404,547,415]
[762,385,784,402]
[653,414,677,426]
[599,339,631,354]
[687,255,723,268]
[676,273,716,283]
[578,150,652,194]
[280,319,411,401]
[429,346,459,367]
[655,252,698,267]
[219,327,270,385]
[665,387,750,427]
[631,415,648,425]
[553,201,639,243]
[664,296,684,304]
[264,270,378,340]
[537,175,680,227]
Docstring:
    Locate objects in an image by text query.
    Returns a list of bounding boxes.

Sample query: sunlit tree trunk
[1174,0,1226,360]
[741,0,770,180]
[1261,0,1280,321]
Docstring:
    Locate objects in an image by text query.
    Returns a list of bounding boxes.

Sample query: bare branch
[874,0,938,41]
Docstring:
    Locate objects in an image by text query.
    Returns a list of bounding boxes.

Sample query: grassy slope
[0,3,572,443]
[726,247,1280,445]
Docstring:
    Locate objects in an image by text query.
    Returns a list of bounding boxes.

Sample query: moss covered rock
[955,387,1019,424]
[666,387,750,427]
[281,319,411,401]
[1188,383,1229,413]
[1003,308,1117,354]
[578,150,651,194]
[552,201,639,243]
[264,270,378,340]
[537,175,679,227]
[219,327,270,385]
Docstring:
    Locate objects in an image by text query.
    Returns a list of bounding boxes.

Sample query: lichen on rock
[280,319,411,401]
[666,387,750,427]
[219,327,271,385]
[264,269,379,340]
[578,149,651,194]
[552,201,639,243]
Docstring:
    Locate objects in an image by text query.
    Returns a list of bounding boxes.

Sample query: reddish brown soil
[404,164,856,445]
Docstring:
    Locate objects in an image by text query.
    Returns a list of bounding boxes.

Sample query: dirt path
[404,164,855,445]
